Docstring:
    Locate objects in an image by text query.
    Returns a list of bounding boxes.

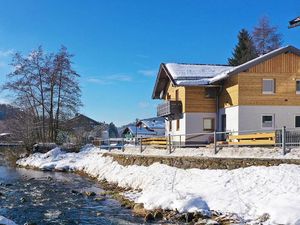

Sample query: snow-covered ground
[118,145,300,159]
[17,146,300,224]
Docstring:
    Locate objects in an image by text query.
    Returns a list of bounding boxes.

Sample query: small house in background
[122,117,165,140]
[63,113,108,144]
[136,117,165,136]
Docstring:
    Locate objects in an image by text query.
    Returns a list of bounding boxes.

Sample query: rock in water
[144,212,154,222]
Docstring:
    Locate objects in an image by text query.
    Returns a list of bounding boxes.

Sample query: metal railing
[95,127,300,156]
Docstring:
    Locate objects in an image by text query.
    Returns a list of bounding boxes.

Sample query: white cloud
[0,49,14,58]
[138,69,156,77]
[87,74,132,85]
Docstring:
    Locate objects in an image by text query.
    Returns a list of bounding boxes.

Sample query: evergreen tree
[252,16,283,55]
[108,122,119,138]
[228,29,258,66]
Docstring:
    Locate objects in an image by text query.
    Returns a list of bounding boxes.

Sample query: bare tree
[252,16,283,55]
[2,46,82,144]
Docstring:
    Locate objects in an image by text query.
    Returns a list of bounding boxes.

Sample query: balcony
[157,101,182,119]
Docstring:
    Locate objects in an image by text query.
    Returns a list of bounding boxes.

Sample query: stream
[0,165,150,225]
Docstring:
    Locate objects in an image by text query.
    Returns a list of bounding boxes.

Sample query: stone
[84,191,96,197]
[196,219,219,225]
[185,212,194,223]
[144,212,155,222]
[153,210,163,220]
[133,203,146,216]
[94,197,105,202]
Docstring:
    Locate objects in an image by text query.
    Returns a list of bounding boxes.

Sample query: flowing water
[0,166,157,225]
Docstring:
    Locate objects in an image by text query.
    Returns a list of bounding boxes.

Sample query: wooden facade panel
[165,83,186,111]
[219,75,239,108]
[249,53,300,73]
[238,72,300,105]
[185,87,216,113]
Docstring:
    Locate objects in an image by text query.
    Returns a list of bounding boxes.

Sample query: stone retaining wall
[103,153,300,170]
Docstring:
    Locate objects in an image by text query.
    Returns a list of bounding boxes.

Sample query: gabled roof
[139,117,165,129]
[152,45,300,99]
[152,63,233,99]
[210,45,300,83]
[124,125,156,136]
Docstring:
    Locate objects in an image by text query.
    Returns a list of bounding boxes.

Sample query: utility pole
[288,16,300,29]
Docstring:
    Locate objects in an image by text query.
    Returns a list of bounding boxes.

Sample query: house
[152,45,300,144]
[122,117,165,140]
[122,125,157,140]
[136,117,165,136]
[64,114,108,144]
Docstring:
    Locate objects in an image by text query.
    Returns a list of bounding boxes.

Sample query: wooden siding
[165,84,216,113]
[219,75,239,108]
[238,72,300,105]
[249,53,300,73]
[238,53,300,106]
[185,87,216,113]
[165,83,186,111]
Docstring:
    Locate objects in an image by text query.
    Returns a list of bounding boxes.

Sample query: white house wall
[219,106,239,132]
[238,106,300,131]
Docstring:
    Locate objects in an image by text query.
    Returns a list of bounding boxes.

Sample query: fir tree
[108,122,119,138]
[252,16,283,55]
[228,29,258,66]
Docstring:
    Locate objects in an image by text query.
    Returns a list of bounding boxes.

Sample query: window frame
[261,114,275,129]
[203,118,215,131]
[295,115,300,128]
[262,79,275,95]
[296,79,300,94]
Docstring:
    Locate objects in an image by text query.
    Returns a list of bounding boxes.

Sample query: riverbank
[17,145,300,224]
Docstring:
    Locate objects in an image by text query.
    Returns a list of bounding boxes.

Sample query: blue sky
[0,0,299,126]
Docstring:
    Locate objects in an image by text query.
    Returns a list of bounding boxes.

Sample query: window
[169,120,172,131]
[295,116,300,128]
[262,115,274,128]
[262,79,275,94]
[203,118,214,131]
[176,119,180,131]
[296,80,300,94]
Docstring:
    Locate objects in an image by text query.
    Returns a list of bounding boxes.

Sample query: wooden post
[168,134,172,154]
[140,138,142,153]
[214,131,217,154]
[282,126,286,155]
[122,138,125,152]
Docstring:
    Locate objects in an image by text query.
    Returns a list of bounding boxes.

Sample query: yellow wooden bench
[141,137,167,146]
[228,132,276,146]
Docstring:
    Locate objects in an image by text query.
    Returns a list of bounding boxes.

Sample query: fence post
[168,134,172,154]
[213,131,217,154]
[122,138,125,152]
[179,135,181,150]
[140,138,143,153]
[108,138,111,152]
[282,126,286,155]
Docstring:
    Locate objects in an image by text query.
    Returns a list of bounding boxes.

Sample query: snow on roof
[140,117,165,129]
[210,45,300,83]
[126,125,156,135]
[165,63,234,86]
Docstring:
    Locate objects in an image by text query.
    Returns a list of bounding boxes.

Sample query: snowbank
[0,216,17,225]
[17,146,300,224]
